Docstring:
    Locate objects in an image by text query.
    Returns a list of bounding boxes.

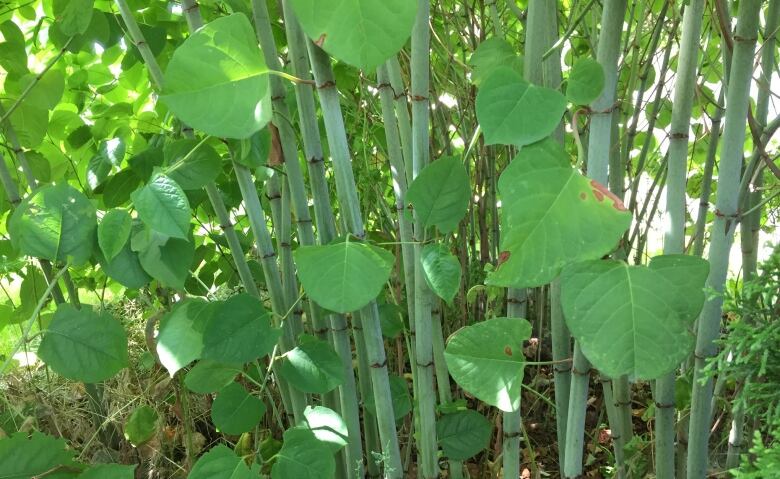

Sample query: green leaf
[444,317,531,412]
[289,0,416,71]
[54,0,95,36]
[278,337,345,394]
[300,406,349,453]
[137,232,195,290]
[560,259,700,380]
[38,304,128,383]
[294,238,394,313]
[188,445,259,479]
[378,303,405,339]
[164,139,222,190]
[1,100,47,148]
[87,139,125,190]
[211,382,266,435]
[124,405,158,447]
[365,374,412,421]
[272,427,335,479]
[421,244,461,304]
[566,58,606,105]
[78,464,135,479]
[0,432,79,479]
[184,360,242,394]
[468,37,523,86]
[476,67,567,146]
[161,14,272,139]
[98,239,151,289]
[131,173,191,239]
[202,294,279,364]
[486,139,632,289]
[406,156,470,233]
[8,183,96,265]
[98,209,132,261]
[227,129,270,168]
[16,268,49,325]
[648,254,710,322]
[437,409,492,460]
[103,170,142,208]
[157,299,215,376]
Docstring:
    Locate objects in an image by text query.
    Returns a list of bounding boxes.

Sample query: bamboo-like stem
[655,2,706,477]
[504,288,528,479]
[686,2,761,476]
[565,2,627,477]
[409,1,439,476]
[386,57,414,188]
[306,38,403,478]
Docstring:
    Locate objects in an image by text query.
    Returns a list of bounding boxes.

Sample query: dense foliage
[0,0,778,478]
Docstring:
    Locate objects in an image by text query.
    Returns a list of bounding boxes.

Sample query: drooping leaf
[164,139,222,190]
[211,382,266,435]
[486,139,632,289]
[202,294,279,364]
[188,445,259,479]
[437,409,492,460]
[468,37,523,86]
[0,432,79,479]
[156,299,215,376]
[278,337,345,394]
[294,238,394,313]
[560,259,701,380]
[289,0,417,71]
[421,244,461,304]
[78,464,135,479]
[8,183,96,265]
[124,405,158,447]
[98,209,132,261]
[131,173,191,239]
[300,406,349,453]
[161,14,272,139]
[98,239,151,289]
[271,427,335,479]
[136,230,195,290]
[38,304,128,383]
[444,317,531,412]
[184,360,242,394]
[15,268,49,324]
[476,67,567,146]
[406,156,470,233]
[566,58,606,105]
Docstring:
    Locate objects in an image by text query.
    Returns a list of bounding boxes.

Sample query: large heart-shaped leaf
[189,445,260,479]
[211,382,266,435]
[9,183,96,265]
[38,304,128,383]
[468,37,523,86]
[476,67,567,146]
[131,174,190,240]
[437,409,492,460]
[278,337,345,394]
[560,259,704,380]
[487,139,632,288]
[406,156,470,233]
[162,14,271,139]
[294,238,394,313]
[202,294,279,364]
[272,427,335,479]
[444,317,532,412]
[421,244,461,305]
[289,0,416,71]
[156,299,215,376]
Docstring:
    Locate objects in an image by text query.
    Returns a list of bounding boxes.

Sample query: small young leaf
[300,406,349,453]
[156,299,215,377]
[444,317,531,412]
[189,445,259,479]
[184,360,242,394]
[38,304,128,383]
[124,405,158,447]
[566,58,606,105]
[421,244,461,304]
[211,382,266,435]
[98,209,132,261]
[406,157,470,234]
[131,174,191,240]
